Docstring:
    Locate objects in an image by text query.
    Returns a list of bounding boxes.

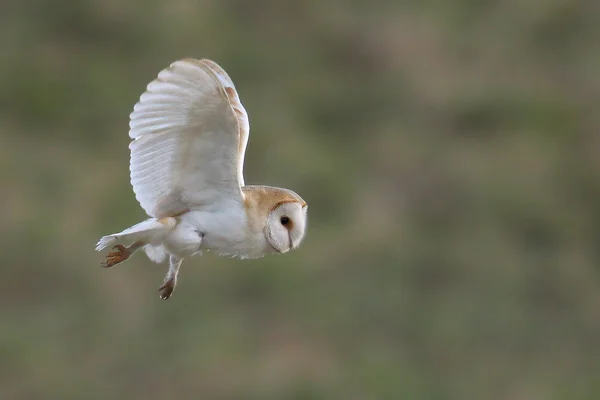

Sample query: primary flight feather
[96,58,308,299]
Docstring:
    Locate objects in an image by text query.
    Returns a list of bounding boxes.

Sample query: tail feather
[95,235,118,251]
[95,218,176,251]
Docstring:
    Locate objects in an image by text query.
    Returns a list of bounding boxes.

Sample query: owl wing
[128,58,250,218]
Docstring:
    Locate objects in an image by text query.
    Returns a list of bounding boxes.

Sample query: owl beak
[272,234,293,254]
[269,241,287,254]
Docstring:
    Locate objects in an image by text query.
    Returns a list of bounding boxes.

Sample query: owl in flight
[96,59,308,299]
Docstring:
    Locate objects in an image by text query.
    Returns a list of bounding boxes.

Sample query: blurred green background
[2,0,600,399]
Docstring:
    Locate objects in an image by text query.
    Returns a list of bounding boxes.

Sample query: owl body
[161,206,262,260]
[159,185,307,260]
[96,59,307,299]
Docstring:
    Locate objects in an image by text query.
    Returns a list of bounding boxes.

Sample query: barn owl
[95,58,307,300]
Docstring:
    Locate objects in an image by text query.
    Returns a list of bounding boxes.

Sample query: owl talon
[101,244,131,268]
[159,279,176,300]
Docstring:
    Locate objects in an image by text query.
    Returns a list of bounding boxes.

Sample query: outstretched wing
[128,58,250,218]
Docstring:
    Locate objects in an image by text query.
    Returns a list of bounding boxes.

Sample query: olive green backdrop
[2,1,600,399]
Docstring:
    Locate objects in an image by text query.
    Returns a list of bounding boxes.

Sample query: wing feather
[128,59,250,218]
[200,59,250,187]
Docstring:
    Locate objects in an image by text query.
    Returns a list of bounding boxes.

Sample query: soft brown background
[2,1,600,399]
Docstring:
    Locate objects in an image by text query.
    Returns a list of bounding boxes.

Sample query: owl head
[243,185,308,255]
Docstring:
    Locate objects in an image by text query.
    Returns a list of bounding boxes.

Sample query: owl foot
[158,256,182,300]
[159,279,176,300]
[101,244,131,268]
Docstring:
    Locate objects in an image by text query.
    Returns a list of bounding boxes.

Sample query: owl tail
[95,217,176,253]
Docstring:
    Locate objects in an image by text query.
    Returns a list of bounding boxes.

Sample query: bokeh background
[2,1,600,399]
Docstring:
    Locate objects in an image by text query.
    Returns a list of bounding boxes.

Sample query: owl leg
[101,241,144,268]
[159,255,182,300]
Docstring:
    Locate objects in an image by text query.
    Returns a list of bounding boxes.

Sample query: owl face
[264,201,308,254]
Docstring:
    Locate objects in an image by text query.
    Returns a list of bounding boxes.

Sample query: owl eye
[280,216,290,226]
